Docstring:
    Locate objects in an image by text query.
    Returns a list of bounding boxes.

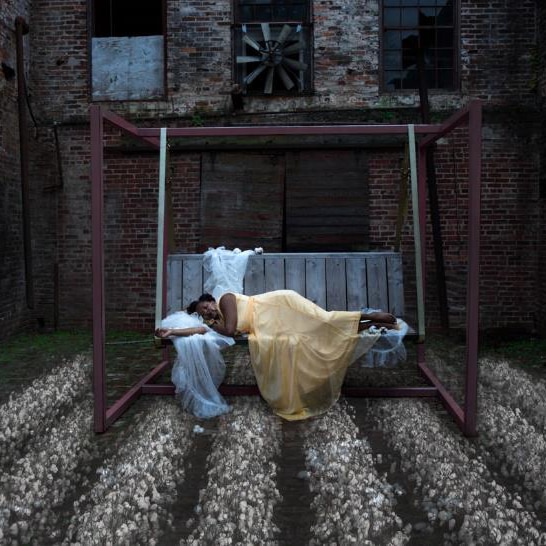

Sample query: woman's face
[196,300,218,320]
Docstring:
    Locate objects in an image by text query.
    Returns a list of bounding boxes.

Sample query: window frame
[87,0,168,102]
[232,0,314,96]
[379,0,460,93]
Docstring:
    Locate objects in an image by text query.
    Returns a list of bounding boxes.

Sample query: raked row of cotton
[368,398,546,545]
[479,356,546,432]
[0,399,97,545]
[430,353,546,517]
[429,351,546,511]
[62,398,193,546]
[0,356,91,468]
[182,398,283,546]
[303,402,410,545]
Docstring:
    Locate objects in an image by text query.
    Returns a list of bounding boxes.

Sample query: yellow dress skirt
[220,290,380,420]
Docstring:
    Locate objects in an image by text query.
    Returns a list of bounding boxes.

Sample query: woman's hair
[186,293,215,314]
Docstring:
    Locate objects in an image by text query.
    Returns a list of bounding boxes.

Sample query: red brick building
[1,0,545,339]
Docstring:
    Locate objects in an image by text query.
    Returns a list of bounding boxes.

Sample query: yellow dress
[219,290,380,420]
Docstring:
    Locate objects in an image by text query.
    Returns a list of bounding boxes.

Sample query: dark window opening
[382,0,457,91]
[94,0,163,37]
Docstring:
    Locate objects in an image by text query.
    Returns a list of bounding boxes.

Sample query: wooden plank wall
[167,252,405,316]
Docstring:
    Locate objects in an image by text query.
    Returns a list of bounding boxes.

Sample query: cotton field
[1,350,545,545]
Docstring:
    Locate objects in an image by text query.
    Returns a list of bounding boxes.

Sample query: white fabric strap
[408,124,425,341]
[155,128,167,330]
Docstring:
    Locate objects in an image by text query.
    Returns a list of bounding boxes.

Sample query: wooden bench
[166,251,407,318]
[147,250,416,398]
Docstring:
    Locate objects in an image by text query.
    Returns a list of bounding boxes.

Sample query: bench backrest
[166,252,404,316]
[166,252,405,316]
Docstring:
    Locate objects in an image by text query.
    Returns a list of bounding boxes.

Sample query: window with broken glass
[381,0,458,92]
[234,0,312,95]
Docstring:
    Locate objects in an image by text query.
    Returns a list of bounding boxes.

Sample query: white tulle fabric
[358,308,409,368]
[165,247,256,418]
[203,246,256,300]
[162,312,234,418]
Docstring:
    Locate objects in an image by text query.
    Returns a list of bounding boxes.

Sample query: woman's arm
[212,293,238,337]
[155,326,207,338]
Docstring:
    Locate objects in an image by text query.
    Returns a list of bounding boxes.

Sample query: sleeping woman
[156,289,400,421]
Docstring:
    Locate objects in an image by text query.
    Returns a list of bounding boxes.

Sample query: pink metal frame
[90,101,482,435]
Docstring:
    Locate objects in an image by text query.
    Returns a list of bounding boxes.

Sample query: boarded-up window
[91,0,165,100]
[201,152,285,250]
[200,150,369,252]
[285,150,369,251]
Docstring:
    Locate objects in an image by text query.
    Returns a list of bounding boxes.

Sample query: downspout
[417,48,449,330]
[15,16,34,309]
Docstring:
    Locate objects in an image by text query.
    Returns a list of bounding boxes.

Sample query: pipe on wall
[15,16,34,309]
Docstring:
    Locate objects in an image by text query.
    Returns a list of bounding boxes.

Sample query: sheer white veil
[163,247,256,418]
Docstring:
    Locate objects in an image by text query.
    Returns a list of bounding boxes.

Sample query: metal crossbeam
[90,102,482,436]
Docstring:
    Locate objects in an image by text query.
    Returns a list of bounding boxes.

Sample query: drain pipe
[15,16,34,309]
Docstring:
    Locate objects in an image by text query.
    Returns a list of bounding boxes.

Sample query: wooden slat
[182,258,203,309]
[386,253,405,317]
[284,257,306,294]
[326,257,346,311]
[167,252,406,316]
[366,256,389,311]
[264,257,285,292]
[244,256,265,295]
[167,258,182,315]
[305,257,326,308]
[346,257,368,310]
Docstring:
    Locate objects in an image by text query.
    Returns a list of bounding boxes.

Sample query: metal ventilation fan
[236,23,308,94]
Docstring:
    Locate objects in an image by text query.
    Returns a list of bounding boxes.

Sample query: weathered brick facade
[1,0,545,338]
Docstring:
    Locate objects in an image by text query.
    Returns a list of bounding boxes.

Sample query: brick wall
[24,0,540,120]
[1,0,544,339]
[55,122,202,332]
[460,0,537,106]
[0,0,38,338]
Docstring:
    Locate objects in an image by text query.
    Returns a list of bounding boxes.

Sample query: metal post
[463,100,482,437]
[155,128,167,330]
[408,125,425,342]
[90,105,106,433]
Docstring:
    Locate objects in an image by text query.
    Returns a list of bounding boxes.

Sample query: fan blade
[237,55,263,63]
[281,58,308,71]
[264,66,274,94]
[276,64,295,90]
[261,23,271,42]
[282,42,305,54]
[244,63,267,85]
[243,33,262,52]
[276,24,293,45]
